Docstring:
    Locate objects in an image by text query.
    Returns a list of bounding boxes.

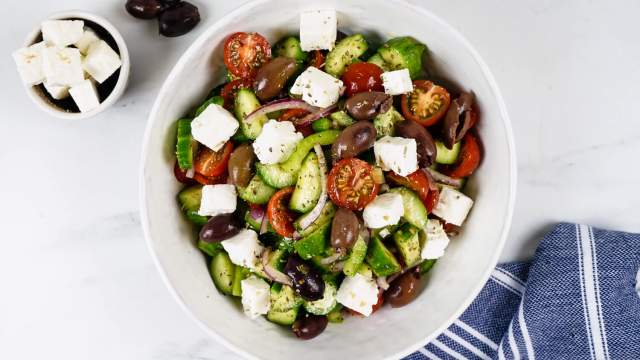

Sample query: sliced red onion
[331,261,345,272]
[297,144,328,230]
[319,252,342,265]
[422,168,439,192]
[244,98,320,124]
[261,249,293,286]
[249,205,265,223]
[376,276,390,290]
[424,168,464,188]
[185,167,195,179]
[294,103,338,127]
[259,212,270,235]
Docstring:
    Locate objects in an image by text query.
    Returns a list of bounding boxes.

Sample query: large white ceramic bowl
[140,0,516,359]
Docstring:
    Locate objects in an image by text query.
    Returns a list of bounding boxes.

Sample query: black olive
[125,0,162,19]
[442,92,475,149]
[292,312,328,340]
[199,214,242,242]
[385,268,422,307]
[253,57,299,102]
[330,208,360,251]
[158,1,200,37]
[284,256,325,301]
[344,92,392,120]
[331,121,377,161]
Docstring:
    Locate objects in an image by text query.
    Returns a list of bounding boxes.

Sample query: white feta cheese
[221,229,265,271]
[191,104,239,151]
[198,184,237,217]
[290,66,344,108]
[41,20,84,47]
[74,28,100,54]
[82,40,122,83]
[421,219,450,260]
[44,81,69,100]
[12,42,46,86]
[374,136,418,176]
[299,9,337,51]
[69,79,100,112]
[381,69,414,95]
[42,46,84,86]
[240,276,271,319]
[363,192,404,229]
[432,187,474,226]
[253,120,303,164]
[336,273,379,316]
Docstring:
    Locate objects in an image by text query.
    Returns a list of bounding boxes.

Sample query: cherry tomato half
[441,132,481,178]
[401,80,451,127]
[173,161,195,185]
[221,78,254,110]
[386,170,439,213]
[267,187,297,238]
[194,141,234,178]
[223,32,272,79]
[278,109,314,136]
[193,172,227,186]
[341,62,384,97]
[327,158,380,211]
[310,50,325,69]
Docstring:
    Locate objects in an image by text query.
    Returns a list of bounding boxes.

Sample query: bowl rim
[21,10,131,120]
[139,0,517,358]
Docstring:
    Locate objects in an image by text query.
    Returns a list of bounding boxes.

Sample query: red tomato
[442,132,481,178]
[386,170,439,213]
[194,141,234,178]
[278,109,314,136]
[193,172,227,185]
[401,80,451,127]
[341,62,384,96]
[310,50,325,69]
[173,161,195,185]
[267,187,297,238]
[223,32,271,79]
[221,78,254,110]
[327,158,380,211]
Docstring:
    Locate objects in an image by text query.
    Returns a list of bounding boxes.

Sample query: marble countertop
[1,0,639,359]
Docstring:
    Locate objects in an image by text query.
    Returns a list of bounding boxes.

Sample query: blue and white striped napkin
[405,223,640,360]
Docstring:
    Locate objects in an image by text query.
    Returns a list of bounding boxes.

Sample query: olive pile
[125,0,200,37]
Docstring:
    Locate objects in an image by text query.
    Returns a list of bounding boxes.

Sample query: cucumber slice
[329,110,355,128]
[177,186,208,225]
[268,248,289,272]
[238,175,277,205]
[367,53,390,71]
[303,281,337,315]
[325,34,369,77]
[435,140,461,165]
[209,251,236,295]
[373,107,405,138]
[327,304,344,323]
[175,119,195,170]
[366,236,401,277]
[294,221,330,260]
[312,117,332,132]
[274,36,308,62]
[389,187,429,228]
[419,259,437,275]
[267,284,303,325]
[231,266,250,297]
[234,88,267,140]
[290,152,321,213]
[343,234,368,276]
[393,223,422,267]
[198,240,223,257]
[358,263,374,278]
[294,202,336,237]
[194,96,224,117]
[377,37,427,79]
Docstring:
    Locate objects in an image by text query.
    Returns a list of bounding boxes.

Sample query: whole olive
[442,92,475,149]
[396,120,437,168]
[158,1,200,37]
[345,92,392,120]
[330,208,360,251]
[292,312,328,340]
[331,121,377,161]
[199,213,242,242]
[253,57,298,102]
[125,0,162,19]
[385,268,422,307]
[284,256,325,301]
[227,143,256,188]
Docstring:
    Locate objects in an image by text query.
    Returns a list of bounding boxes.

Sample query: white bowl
[140,0,516,359]
[21,11,130,120]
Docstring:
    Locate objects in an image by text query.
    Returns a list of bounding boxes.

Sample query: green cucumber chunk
[274,36,308,62]
[377,37,427,79]
[290,152,322,213]
[256,130,340,188]
[325,34,368,77]
[343,235,368,276]
[294,202,336,237]
[366,236,401,277]
[327,304,344,323]
[209,251,236,295]
[175,119,195,170]
[389,187,429,228]
[393,223,422,267]
[238,175,277,205]
[234,88,267,140]
[373,106,405,138]
[177,185,208,226]
[294,221,330,260]
[329,110,355,128]
[358,263,374,278]
[268,248,289,271]
[267,284,303,325]
[367,53,390,71]
[195,96,224,117]
[419,259,437,275]
[198,240,223,257]
[435,140,461,165]
[231,266,250,297]
[303,281,338,315]
[312,117,333,132]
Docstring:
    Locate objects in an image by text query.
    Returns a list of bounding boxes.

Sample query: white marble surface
[1,0,639,359]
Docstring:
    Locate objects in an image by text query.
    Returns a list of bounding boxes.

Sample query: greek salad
[172,8,481,340]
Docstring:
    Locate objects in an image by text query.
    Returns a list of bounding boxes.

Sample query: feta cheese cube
[432,187,474,226]
[69,79,100,112]
[42,46,84,86]
[253,120,303,164]
[41,20,84,47]
[43,81,69,100]
[300,9,337,51]
[374,136,418,176]
[421,219,450,260]
[336,273,379,316]
[12,42,46,85]
[74,28,100,55]
[240,276,271,319]
[381,69,414,95]
[82,40,122,83]
[221,229,265,271]
[363,192,404,229]
[290,67,344,108]
[191,104,239,151]
[198,184,237,217]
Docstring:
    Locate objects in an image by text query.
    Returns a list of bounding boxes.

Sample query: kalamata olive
[199,214,242,242]
[158,1,200,37]
[331,121,377,161]
[284,256,325,301]
[396,120,437,168]
[330,208,360,251]
[292,312,328,340]
[385,268,422,307]
[125,0,162,19]
[442,92,475,149]
[227,143,255,188]
[345,92,393,120]
[254,57,298,102]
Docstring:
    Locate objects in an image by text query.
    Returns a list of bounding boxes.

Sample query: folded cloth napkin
[405,223,640,360]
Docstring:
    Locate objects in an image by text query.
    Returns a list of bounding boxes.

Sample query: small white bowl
[21,11,130,120]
